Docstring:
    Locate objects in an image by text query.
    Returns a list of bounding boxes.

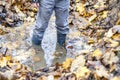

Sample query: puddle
[0,14,67,71]
[0,14,92,71]
[32,16,66,70]
[32,44,66,71]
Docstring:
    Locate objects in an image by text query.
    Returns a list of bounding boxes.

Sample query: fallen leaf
[95,65,109,78]
[101,11,109,18]
[111,77,120,80]
[116,19,120,25]
[76,3,85,14]
[88,14,97,22]
[108,39,119,47]
[93,48,103,59]
[70,55,85,72]
[62,58,73,69]
[33,56,41,62]
[38,76,48,80]
[105,28,115,38]
[75,67,90,78]
[0,28,8,35]
[112,34,120,41]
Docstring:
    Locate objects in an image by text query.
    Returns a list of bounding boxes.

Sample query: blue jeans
[32,0,70,45]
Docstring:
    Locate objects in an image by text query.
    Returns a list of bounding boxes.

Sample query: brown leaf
[0,28,8,35]
[112,34,120,41]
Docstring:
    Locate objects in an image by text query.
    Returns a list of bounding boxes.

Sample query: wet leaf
[0,56,11,67]
[62,58,73,69]
[93,48,103,59]
[76,3,85,14]
[75,67,90,78]
[88,14,97,22]
[111,77,120,80]
[95,65,109,78]
[88,39,95,44]
[105,28,115,38]
[112,34,120,41]
[116,19,120,25]
[106,39,119,47]
[33,56,41,62]
[38,76,48,80]
[70,55,85,72]
[0,28,8,35]
[101,11,109,18]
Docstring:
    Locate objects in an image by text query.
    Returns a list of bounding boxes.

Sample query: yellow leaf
[62,58,73,69]
[75,0,80,3]
[101,11,109,18]
[88,39,95,44]
[110,64,116,72]
[109,39,119,47]
[0,56,11,67]
[88,14,97,22]
[93,49,103,59]
[116,19,120,25]
[0,60,7,67]
[5,56,11,61]
[111,77,120,80]
[0,28,8,35]
[38,76,48,80]
[75,67,90,78]
[94,0,105,9]
[7,61,22,71]
[14,6,21,13]
[76,3,85,14]
[112,34,120,41]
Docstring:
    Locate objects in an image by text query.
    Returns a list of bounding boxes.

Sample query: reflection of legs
[55,0,70,46]
[32,0,54,45]
[32,45,46,70]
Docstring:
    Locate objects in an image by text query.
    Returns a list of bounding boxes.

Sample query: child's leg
[55,0,70,46]
[32,0,55,45]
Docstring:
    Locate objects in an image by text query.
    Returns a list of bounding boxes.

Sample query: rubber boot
[32,35,42,45]
[57,33,66,46]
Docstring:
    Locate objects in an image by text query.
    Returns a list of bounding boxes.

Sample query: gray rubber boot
[57,33,66,46]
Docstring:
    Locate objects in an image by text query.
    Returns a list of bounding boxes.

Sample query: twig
[3,48,8,56]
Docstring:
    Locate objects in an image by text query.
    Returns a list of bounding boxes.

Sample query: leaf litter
[0,0,120,80]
